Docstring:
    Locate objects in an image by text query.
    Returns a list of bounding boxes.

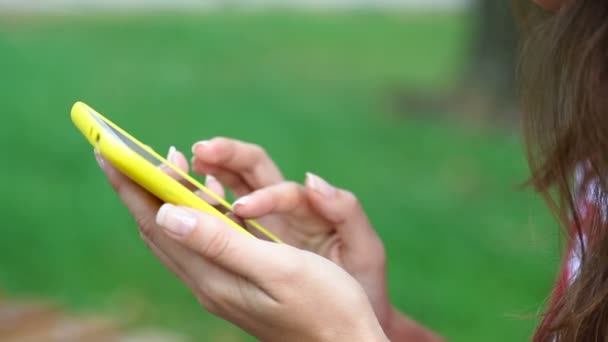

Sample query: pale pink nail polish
[94,150,106,170]
[306,172,336,198]
[233,196,250,209]
[206,174,218,184]
[167,146,177,163]
[192,140,210,154]
[157,204,197,237]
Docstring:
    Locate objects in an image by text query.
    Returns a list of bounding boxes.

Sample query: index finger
[192,137,283,189]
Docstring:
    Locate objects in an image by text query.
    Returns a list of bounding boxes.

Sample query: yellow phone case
[71,101,282,243]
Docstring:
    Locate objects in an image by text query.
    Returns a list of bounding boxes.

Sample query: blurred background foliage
[0,2,558,341]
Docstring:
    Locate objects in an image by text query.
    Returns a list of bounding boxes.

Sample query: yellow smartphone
[71,101,281,243]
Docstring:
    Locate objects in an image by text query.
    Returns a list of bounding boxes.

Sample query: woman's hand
[189,138,392,325]
[188,138,444,342]
[96,153,388,342]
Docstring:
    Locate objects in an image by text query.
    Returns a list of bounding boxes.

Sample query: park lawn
[0,12,558,341]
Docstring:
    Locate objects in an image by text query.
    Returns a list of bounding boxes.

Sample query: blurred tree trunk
[466,0,518,118]
[389,1,520,123]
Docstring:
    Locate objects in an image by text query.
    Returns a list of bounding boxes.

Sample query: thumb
[155,203,282,281]
[305,173,381,254]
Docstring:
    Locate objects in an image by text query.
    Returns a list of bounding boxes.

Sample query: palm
[252,202,340,259]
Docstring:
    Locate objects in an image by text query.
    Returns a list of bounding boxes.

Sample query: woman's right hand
[182,138,443,341]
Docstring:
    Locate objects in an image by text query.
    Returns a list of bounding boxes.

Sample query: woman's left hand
[96,154,388,342]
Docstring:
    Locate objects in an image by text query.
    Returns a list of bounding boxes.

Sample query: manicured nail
[205,174,218,185]
[306,172,336,198]
[192,140,210,154]
[156,204,197,237]
[233,196,250,210]
[167,146,177,163]
[94,150,106,170]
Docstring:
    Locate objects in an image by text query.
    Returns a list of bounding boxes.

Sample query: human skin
[96,2,575,340]
[97,136,444,341]
[97,150,389,342]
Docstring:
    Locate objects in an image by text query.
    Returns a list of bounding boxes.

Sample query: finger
[231,182,311,242]
[195,175,225,205]
[156,203,293,284]
[192,164,252,198]
[304,173,382,254]
[232,182,306,218]
[140,234,231,317]
[97,152,204,281]
[97,151,163,235]
[140,234,197,290]
[163,148,225,206]
[160,146,200,192]
[231,181,335,244]
[143,230,245,315]
[97,151,201,265]
[191,138,283,189]
[142,214,247,316]
[163,146,189,176]
[96,152,255,312]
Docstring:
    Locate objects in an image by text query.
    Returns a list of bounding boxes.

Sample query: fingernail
[156,204,197,237]
[192,140,210,154]
[306,172,336,198]
[167,146,177,163]
[233,195,250,209]
[205,174,218,185]
[94,150,106,170]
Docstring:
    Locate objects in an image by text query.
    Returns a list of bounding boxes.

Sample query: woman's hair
[516,0,608,340]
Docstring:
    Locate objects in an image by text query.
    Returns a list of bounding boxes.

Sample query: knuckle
[135,214,156,238]
[200,228,231,261]
[139,232,153,248]
[250,144,268,161]
[216,172,241,189]
[205,302,221,316]
[278,181,303,196]
[272,247,304,282]
[108,175,122,193]
[246,144,270,175]
[341,190,361,211]
[284,181,302,192]
[195,291,221,316]
[284,182,306,204]
[210,136,229,144]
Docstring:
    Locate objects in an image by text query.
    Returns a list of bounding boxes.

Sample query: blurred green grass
[0,12,558,341]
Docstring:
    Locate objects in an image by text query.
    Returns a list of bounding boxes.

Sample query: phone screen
[80,104,281,242]
[88,108,214,204]
[90,109,163,167]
